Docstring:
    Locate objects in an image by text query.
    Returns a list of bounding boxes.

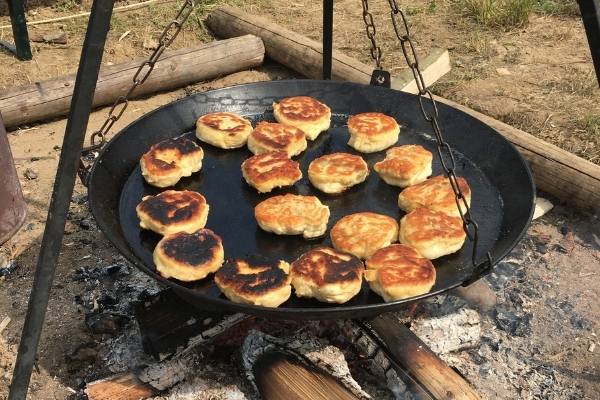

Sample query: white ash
[99,324,155,373]
[138,353,198,391]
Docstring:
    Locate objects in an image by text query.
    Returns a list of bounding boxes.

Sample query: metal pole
[322,0,334,80]
[577,0,600,86]
[8,0,115,398]
[6,0,32,60]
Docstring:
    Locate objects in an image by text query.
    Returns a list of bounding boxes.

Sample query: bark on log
[0,35,265,129]
[206,6,600,212]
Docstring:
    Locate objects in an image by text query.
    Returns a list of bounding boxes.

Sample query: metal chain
[361,0,382,69]
[386,0,490,268]
[78,0,196,183]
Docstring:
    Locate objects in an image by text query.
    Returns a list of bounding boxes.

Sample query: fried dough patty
[347,112,400,153]
[291,247,364,304]
[196,112,253,149]
[153,229,224,281]
[399,207,466,259]
[308,152,369,194]
[136,190,209,235]
[140,137,203,188]
[331,212,399,259]
[214,256,291,307]
[374,145,432,187]
[242,151,302,193]
[398,175,471,217]
[273,96,331,140]
[365,244,436,302]
[247,122,307,157]
[255,194,330,239]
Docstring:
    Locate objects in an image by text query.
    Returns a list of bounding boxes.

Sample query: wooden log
[255,353,359,400]
[368,313,481,400]
[84,373,157,400]
[206,6,600,212]
[392,48,451,94]
[0,35,265,129]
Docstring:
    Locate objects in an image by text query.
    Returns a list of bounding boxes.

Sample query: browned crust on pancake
[291,247,364,286]
[399,175,471,209]
[347,112,398,137]
[273,96,330,121]
[157,229,222,267]
[254,194,326,227]
[215,256,290,297]
[308,153,368,177]
[250,122,305,150]
[401,208,465,243]
[137,190,207,225]
[330,212,398,258]
[141,138,203,176]
[197,112,252,134]
[242,151,302,185]
[374,145,432,176]
[377,261,436,289]
[367,244,432,271]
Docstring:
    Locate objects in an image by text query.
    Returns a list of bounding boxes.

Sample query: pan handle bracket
[462,251,493,286]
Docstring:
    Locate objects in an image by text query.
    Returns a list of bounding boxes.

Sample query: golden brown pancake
[330,212,399,259]
[136,190,209,236]
[374,145,432,187]
[214,256,291,307]
[247,122,307,157]
[365,244,436,301]
[272,96,331,140]
[308,152,369,194]
[291,247,364,304]
[242,151,302,193]
[398,175,471,217]
[255,194,330,239]
[140,137,203,188]
[347,112,400,153]
[399,207,466,259]
[196,112,253,149]
[153,229,224,281]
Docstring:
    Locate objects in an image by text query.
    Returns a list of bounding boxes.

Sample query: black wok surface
[89,80,534,319]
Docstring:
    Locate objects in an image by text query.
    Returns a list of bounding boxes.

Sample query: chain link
[361,0,382,69]
[386,0,488,267]
[79,0,196,183]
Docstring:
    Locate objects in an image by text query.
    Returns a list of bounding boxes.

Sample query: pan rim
[88,79,535,317]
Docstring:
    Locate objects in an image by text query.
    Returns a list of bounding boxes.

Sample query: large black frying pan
[88,80,534,320]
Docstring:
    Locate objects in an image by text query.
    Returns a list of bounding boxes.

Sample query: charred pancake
[398,175,472,217]
[331,212,399,259]
[308,153,369,194]
[291,247,364,304]
[214,256,291,307]
[247,122,307,157]
[272,96,331,140]
[347,112,400,153]
[242,151,302,193]
[374,145,432,187]
[153,229,224,281]
[140,137,203,188]
[399,207,466,259]
[136,190,209,235]
[365,244,436,301]
[196,112,253,149]
[255,194,330,239]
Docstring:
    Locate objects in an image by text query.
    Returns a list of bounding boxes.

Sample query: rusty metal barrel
[0,115,27,245]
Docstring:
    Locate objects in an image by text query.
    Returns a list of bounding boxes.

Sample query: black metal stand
[577,0,600,85]
[7,1,115,398]
[322,0,334,80]
[2,0,32,60]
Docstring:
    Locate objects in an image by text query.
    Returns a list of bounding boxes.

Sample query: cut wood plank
[367,313,481,400]
[255,352,359,400]
[206,5,372,84]
[206,6,600,212]
[392,48,451,94]
[0,35,265,129]
[84,373,157,400]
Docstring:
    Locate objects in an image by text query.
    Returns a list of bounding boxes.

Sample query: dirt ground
[0,0,599,399]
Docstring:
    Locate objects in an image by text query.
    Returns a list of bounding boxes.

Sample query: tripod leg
[322,0,333,80]
[6,0,32,60]
[577,0,600,86]
[8,1,115,398]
